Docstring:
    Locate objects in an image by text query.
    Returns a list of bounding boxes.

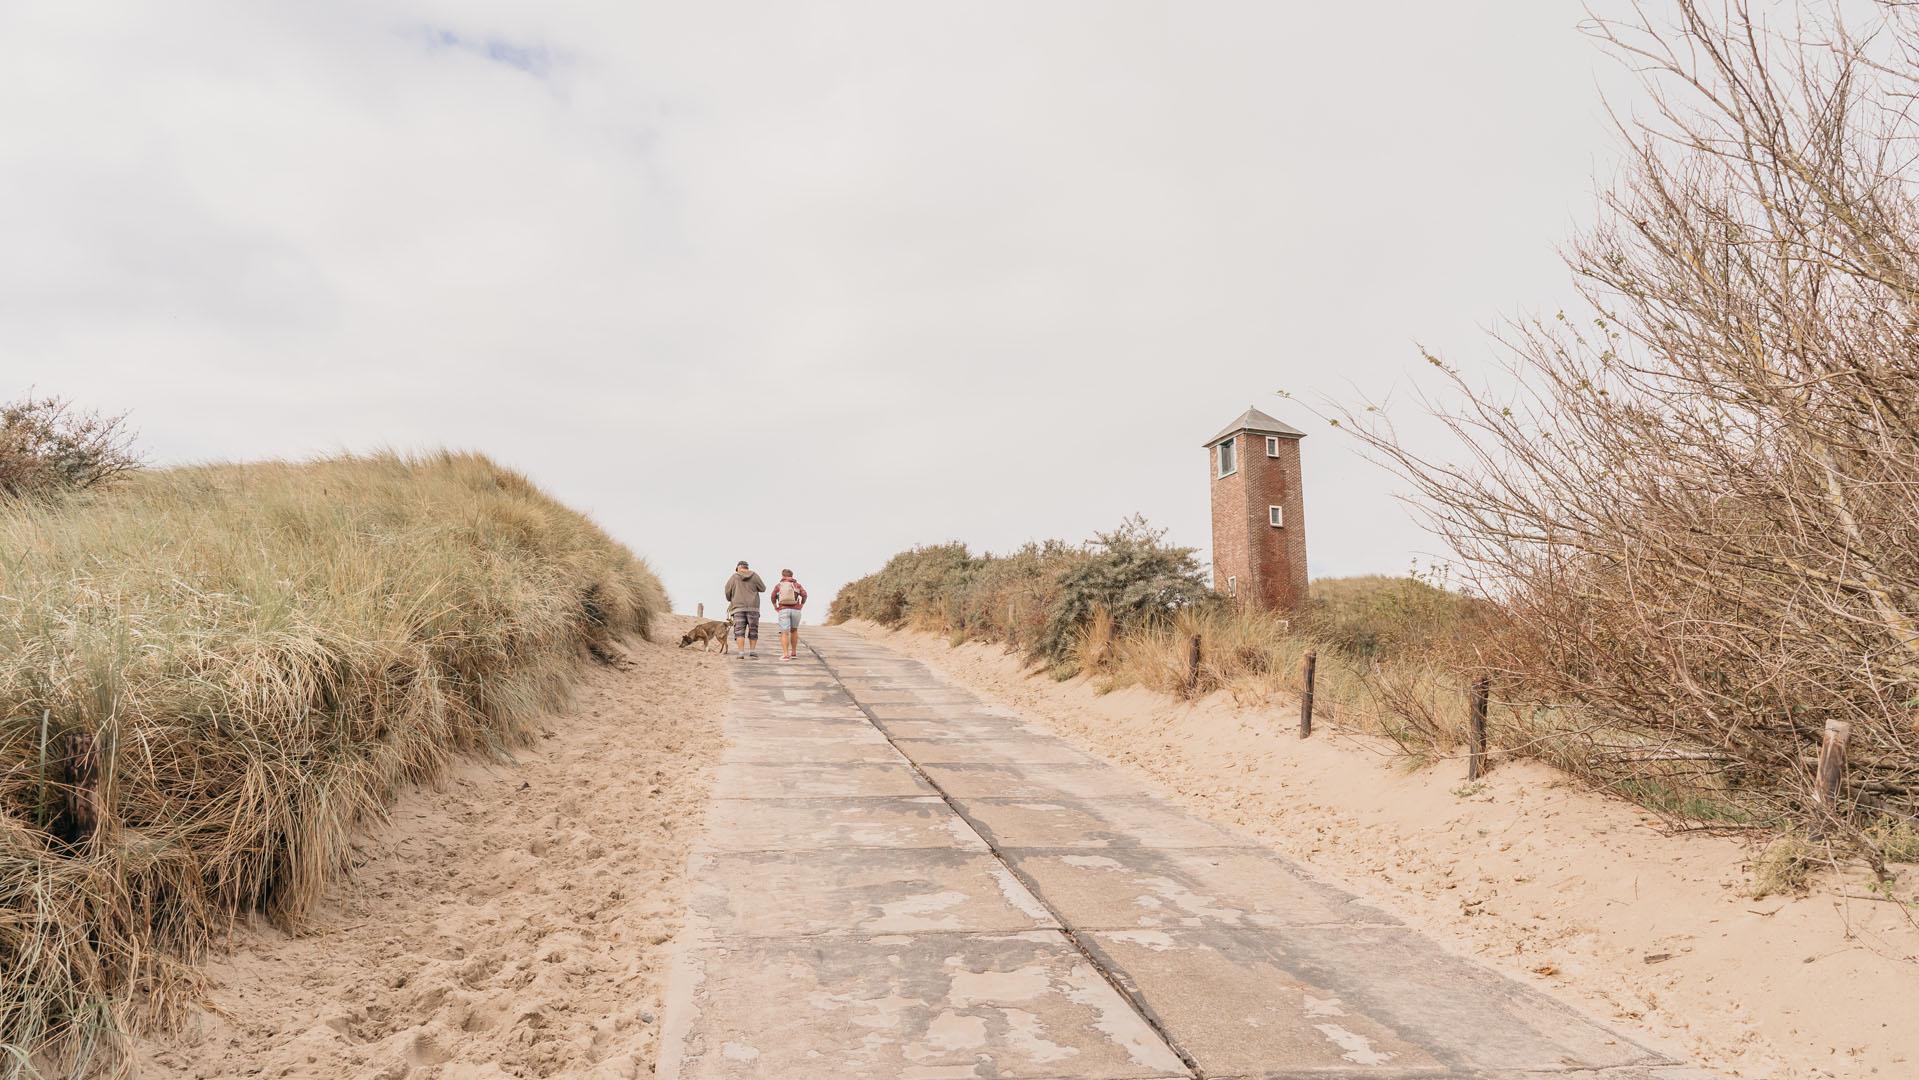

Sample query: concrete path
[657,626,1717,1080]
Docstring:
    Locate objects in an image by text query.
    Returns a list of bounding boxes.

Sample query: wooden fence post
[1298,650,1317,738]
[54,730,100,848]
[1186,634,1202,694]
[1466,676,1490,780]
[696,602,704,619]
[1815,718,1851,810]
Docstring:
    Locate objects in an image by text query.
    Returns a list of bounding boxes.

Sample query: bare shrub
[1363,657,1466,761]
[1332,1,1919,859]
[0,395,141,500]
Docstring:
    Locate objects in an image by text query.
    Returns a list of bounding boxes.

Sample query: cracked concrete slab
[661,931,1189,1079]
[728,705,867,722]
[701,796,989,852]
[833,687,985,702]
[1083,925,1659,1077]
[722,715,887,740]
[660,628,1717,1080]
[686,846,1057,937]
[729,680,851,696]
[754,691,857,707]
[719,734,906,764]
[848,695,988,708]
[876,717,1041,739]
[1004,847,1397,930]
[918,761,1170,799]
[892,736,1099,766]
[725,714,869,731]
[866,704,1024,721]
[957,797,1252,850]
[712,760,934,799]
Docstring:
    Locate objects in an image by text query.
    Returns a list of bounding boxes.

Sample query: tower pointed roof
[1203,406,1305,447]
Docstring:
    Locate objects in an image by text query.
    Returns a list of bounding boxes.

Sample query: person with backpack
[724,560,766,659]
[771,568,809,660]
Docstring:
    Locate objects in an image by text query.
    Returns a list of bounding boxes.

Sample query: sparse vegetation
[832,523,1485,749]
[1864,817,1919,867]
[1748,834,1817,899]
[0,451,664,1075]
[1303,572,1482,659]
[830,517,1213,672]
[0,395,141,502]
[1320,0,1919,865]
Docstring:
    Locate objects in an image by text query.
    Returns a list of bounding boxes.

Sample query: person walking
[771,568,809,660]
[724,560,766,659]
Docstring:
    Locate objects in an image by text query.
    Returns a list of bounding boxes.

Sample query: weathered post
[54,730,100,848]
[1467,676,1490,780]
[696,602,704,619]
[1186,634,1202,694]
[1298,650,1317,738]
[1815,719,1851,810]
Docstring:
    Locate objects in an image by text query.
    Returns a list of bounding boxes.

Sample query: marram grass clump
[0,451,664,1076]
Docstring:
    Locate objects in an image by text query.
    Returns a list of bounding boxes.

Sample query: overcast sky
[2,1,1641,613]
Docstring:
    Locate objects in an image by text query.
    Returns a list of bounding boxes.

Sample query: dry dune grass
[0,451,664,1076]
[1100,605,1471,757]
[835,537,1479,753]
[833,538,1770,837]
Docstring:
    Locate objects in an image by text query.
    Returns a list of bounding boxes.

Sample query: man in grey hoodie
[724,560,766,659]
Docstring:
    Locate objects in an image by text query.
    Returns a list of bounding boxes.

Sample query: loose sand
[137,616,726,1080]
[843,620,1919,1080]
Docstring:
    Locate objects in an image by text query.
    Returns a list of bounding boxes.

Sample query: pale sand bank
[138,616,726,1079]
[842,620,1918,1080]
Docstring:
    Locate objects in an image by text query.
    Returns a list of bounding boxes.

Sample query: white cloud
[1,0,1629,611]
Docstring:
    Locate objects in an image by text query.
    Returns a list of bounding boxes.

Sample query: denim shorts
[777,608,802,632]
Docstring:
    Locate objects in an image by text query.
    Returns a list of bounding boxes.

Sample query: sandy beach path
[657,625,1719,1079]
[139,619,727,1079]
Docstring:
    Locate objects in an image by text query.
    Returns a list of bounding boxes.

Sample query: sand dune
[138,618,726,1079]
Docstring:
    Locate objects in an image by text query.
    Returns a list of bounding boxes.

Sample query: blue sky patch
[418,26,557,80]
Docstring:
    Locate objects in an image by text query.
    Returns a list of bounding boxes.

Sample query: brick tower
[1205,406,1308,612]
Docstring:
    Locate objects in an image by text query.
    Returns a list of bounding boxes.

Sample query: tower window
[1216,439,1237,477]
[1269,505,1285,527]
[1266,436,1280,457]
[1226,575,1237,597]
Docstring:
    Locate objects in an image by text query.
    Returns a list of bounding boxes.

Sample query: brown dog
[679,619,731,654]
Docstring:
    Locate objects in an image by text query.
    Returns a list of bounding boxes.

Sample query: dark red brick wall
[1208,435,1250,602]
[1209,432,1307,612]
